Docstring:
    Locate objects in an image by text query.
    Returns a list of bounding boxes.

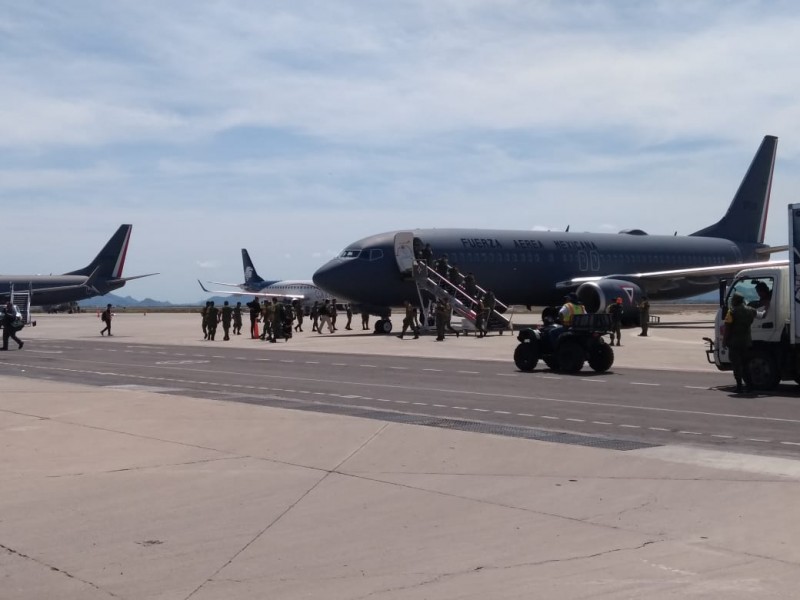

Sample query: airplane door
[394,232,415,275]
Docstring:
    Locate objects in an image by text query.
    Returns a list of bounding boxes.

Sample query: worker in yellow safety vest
[559,293,586,326]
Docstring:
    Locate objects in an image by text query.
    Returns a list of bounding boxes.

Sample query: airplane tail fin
[242,249,265,285]
[691,135,777,244]
[67,225,132,279]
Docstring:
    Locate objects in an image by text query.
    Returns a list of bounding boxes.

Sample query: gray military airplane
[0,224,157,307]
[198,248,332,307]
[313,135,780,331]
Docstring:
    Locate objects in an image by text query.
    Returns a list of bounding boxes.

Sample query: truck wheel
[513,342,539,372]
[543,356,559,371]
[556,339,584,373]
[747,349,780,390]
[587,341,614,372]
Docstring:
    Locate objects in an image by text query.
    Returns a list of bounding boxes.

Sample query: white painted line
[389,366,408,370]
[579,379,606,383]
[494,411,511,415]
[648,427,670,432]
[518,413,534,417]
[457,370,479,374]
[394,400,409,404]
[433,404,447,408]
[423,368,442,372]
[473,408,489,412]
[375,398,391,402]
[631,382,659,386]
[619,424,640,429]
[684,386,708,390]
[780,441,800,446]
[593,421,612,425]
[305,361,319,364]
[711,434,734,439]
[540,376,561,380]
[497,373,518,377]
[541,415,559,420]
[678,431,703,436]
[747,438,772,443]
[255,358,271,362]
[279,359,294,363]
[332,363,347,366]
[359,364,377,368]
[565,418,585,422]
[412,402,427,406]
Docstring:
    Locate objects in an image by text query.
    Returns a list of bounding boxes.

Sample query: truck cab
[706,265,792,389]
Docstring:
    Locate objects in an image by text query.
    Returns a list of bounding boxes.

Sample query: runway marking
[565,418,585,422]
[619,424,640,428]
[494,410,511,415]
[279,359,294,363]
[453,406,468,410]
[332,363,347,366]
[684,385,709,390]
[359,364,377,368]
[423,368,442,372]
[394,400,409,404]
[780,441,800,446]
[389,367,408,370]
[457,370,479,374]
[648,427,670,432]
[747,438,772,443]
[631,382,659,386]
[432,404,447,408]
[678,431,703,436]
[541,416,558,420]
[497,373,517,377]
[376,398,391,402]
[593,421,612,425]
[711,434,734,439]
[473,408,489,412]
[305,361,319,364]
[540,376,561,380]
[412,402,427,406]
[518,413,534,417]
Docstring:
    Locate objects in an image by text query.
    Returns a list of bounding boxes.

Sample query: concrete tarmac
[2,309,799,599]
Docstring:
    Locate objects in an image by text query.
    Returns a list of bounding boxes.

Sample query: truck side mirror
[718,279,727,308]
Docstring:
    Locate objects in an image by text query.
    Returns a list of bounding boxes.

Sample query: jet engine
[576,279,643,326]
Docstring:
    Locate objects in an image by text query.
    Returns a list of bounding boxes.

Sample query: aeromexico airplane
[0,224,157,307]
[313,135,782,330]
[198,248,332,308]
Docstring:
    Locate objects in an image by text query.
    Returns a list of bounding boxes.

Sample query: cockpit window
[369,249,384,261]
[340,249,361,259]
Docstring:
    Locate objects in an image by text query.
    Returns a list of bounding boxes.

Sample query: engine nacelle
[576,279,643,326]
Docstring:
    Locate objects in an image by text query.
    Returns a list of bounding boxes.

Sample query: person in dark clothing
[232,302,243,335]
[1,302,23,350]
[246,298,261,339]
[434,299,447,341]
[638,296,651,336]
[100,303,113,336]
[345,304,353,330]
[421,243,433,268]
[220,300,233,341]
[361,310,370,331]
[293,300,304,332]
[607,297,623,346]
[206,301,219,341]
[201,301,210,339]
[723,293,756,393]
[397,301,420,339]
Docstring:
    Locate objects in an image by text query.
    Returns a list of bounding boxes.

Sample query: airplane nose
[313,259,346,296]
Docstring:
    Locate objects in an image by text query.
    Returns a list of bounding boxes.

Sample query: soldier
[397,300,420,339]
[464,272,478,299]
[318,299,333,333]
[261,299,275,341]
[638,296,651,336]
[361,310,370,331]
[100,303,113,337]
[474,298,487,338]
[293,300,304,332]
[434,299,447,341]
[448,264,463,294]
[421,243,434,268]
[310,301,320,332]
[435,255,449,280]
[232,301,243,335]
[607,297,623,346]
[206,301,219,341]
[443,298,460,337]
[345,303,353,330]
[246,297,261,339]
[722,293,756,393]
[270,301,285,343]
[329,300,338,331]
[201,301,210,340]
[220,300,233,341]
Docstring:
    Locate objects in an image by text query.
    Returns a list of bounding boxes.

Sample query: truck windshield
[727,277,774,310]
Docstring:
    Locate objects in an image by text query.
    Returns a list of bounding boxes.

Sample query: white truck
[704,204,800,390]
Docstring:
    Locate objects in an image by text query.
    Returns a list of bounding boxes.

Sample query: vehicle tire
[587,341,614,373]
[380,319,393,334]
[543,356,559,371]
[556,339,585,373]
[747,349,780,390]
[513,342,539,372]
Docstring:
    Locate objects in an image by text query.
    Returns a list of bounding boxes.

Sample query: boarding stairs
[4,284,35,328]
[411,261,511,334]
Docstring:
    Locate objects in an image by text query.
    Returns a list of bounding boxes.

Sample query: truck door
[394,232,415,276]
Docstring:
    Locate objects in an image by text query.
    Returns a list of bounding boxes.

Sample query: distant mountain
[79,293,240,308]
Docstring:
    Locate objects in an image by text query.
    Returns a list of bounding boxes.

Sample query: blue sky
[2,1,800,302]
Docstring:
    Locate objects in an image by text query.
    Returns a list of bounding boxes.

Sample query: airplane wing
[556,260,789,293]
[197,280,304,300]
[207,280,244,288]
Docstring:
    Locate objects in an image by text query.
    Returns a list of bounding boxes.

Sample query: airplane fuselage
[0,276,125,306]
[313,228,752,310]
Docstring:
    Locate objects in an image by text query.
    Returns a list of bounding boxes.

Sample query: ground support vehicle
[704,204,800,390]
[513,312,615,373]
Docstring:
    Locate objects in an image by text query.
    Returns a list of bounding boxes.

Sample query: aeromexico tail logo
[245,266,254,281]
[622,287,636,303]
